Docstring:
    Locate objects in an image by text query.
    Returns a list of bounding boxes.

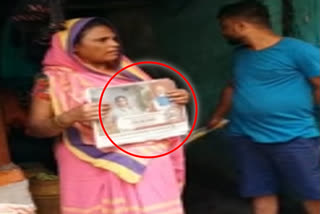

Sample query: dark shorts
[229,136,320,200]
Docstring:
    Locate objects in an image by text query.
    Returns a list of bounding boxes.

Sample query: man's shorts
[229,136,320,200]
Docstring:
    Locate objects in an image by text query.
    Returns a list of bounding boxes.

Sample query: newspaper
[186,119,229,144]
[86,79,189,149]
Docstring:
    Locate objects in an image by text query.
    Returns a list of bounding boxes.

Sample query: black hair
[73,18,120,46]
[217,1,271,28]
[114,96,128,102]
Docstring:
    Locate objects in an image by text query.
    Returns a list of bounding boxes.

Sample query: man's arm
[310,77,320,106]
[293,41,319,105]
[208,81,234,128]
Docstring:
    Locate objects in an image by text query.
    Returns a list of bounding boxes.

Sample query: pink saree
[41,18,185,214]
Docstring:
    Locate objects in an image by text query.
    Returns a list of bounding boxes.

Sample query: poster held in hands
[86,79,189,149]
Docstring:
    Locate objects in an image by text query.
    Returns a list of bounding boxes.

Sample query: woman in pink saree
[27,17,189,214]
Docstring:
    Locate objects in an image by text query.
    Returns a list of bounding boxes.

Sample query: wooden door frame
[0,92,11,166]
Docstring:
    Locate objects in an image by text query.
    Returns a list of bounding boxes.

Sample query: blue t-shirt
[229,38,320,143]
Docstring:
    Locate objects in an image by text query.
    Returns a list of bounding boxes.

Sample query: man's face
[219,18,245,45]
[116,97,128,108]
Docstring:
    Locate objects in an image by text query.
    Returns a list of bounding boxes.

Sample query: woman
[28,17,189,214]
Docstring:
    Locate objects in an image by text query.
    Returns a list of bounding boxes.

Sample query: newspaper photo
[86,78,190,149]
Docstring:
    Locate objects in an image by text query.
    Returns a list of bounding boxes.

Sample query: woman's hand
[167,89,190,105]
[59,103,111,126]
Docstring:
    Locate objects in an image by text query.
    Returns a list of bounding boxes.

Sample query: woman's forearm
[26,114,71,138]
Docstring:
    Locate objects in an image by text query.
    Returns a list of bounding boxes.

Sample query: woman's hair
[73,18,120,46]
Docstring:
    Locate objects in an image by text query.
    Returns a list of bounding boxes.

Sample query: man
[111,96,141,131]
[112,96,141,118]
[209,1,320,214]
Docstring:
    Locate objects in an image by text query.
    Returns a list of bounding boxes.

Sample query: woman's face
[74,25,121,65]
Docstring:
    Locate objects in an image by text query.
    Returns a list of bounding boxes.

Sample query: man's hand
[207,116,224,129]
